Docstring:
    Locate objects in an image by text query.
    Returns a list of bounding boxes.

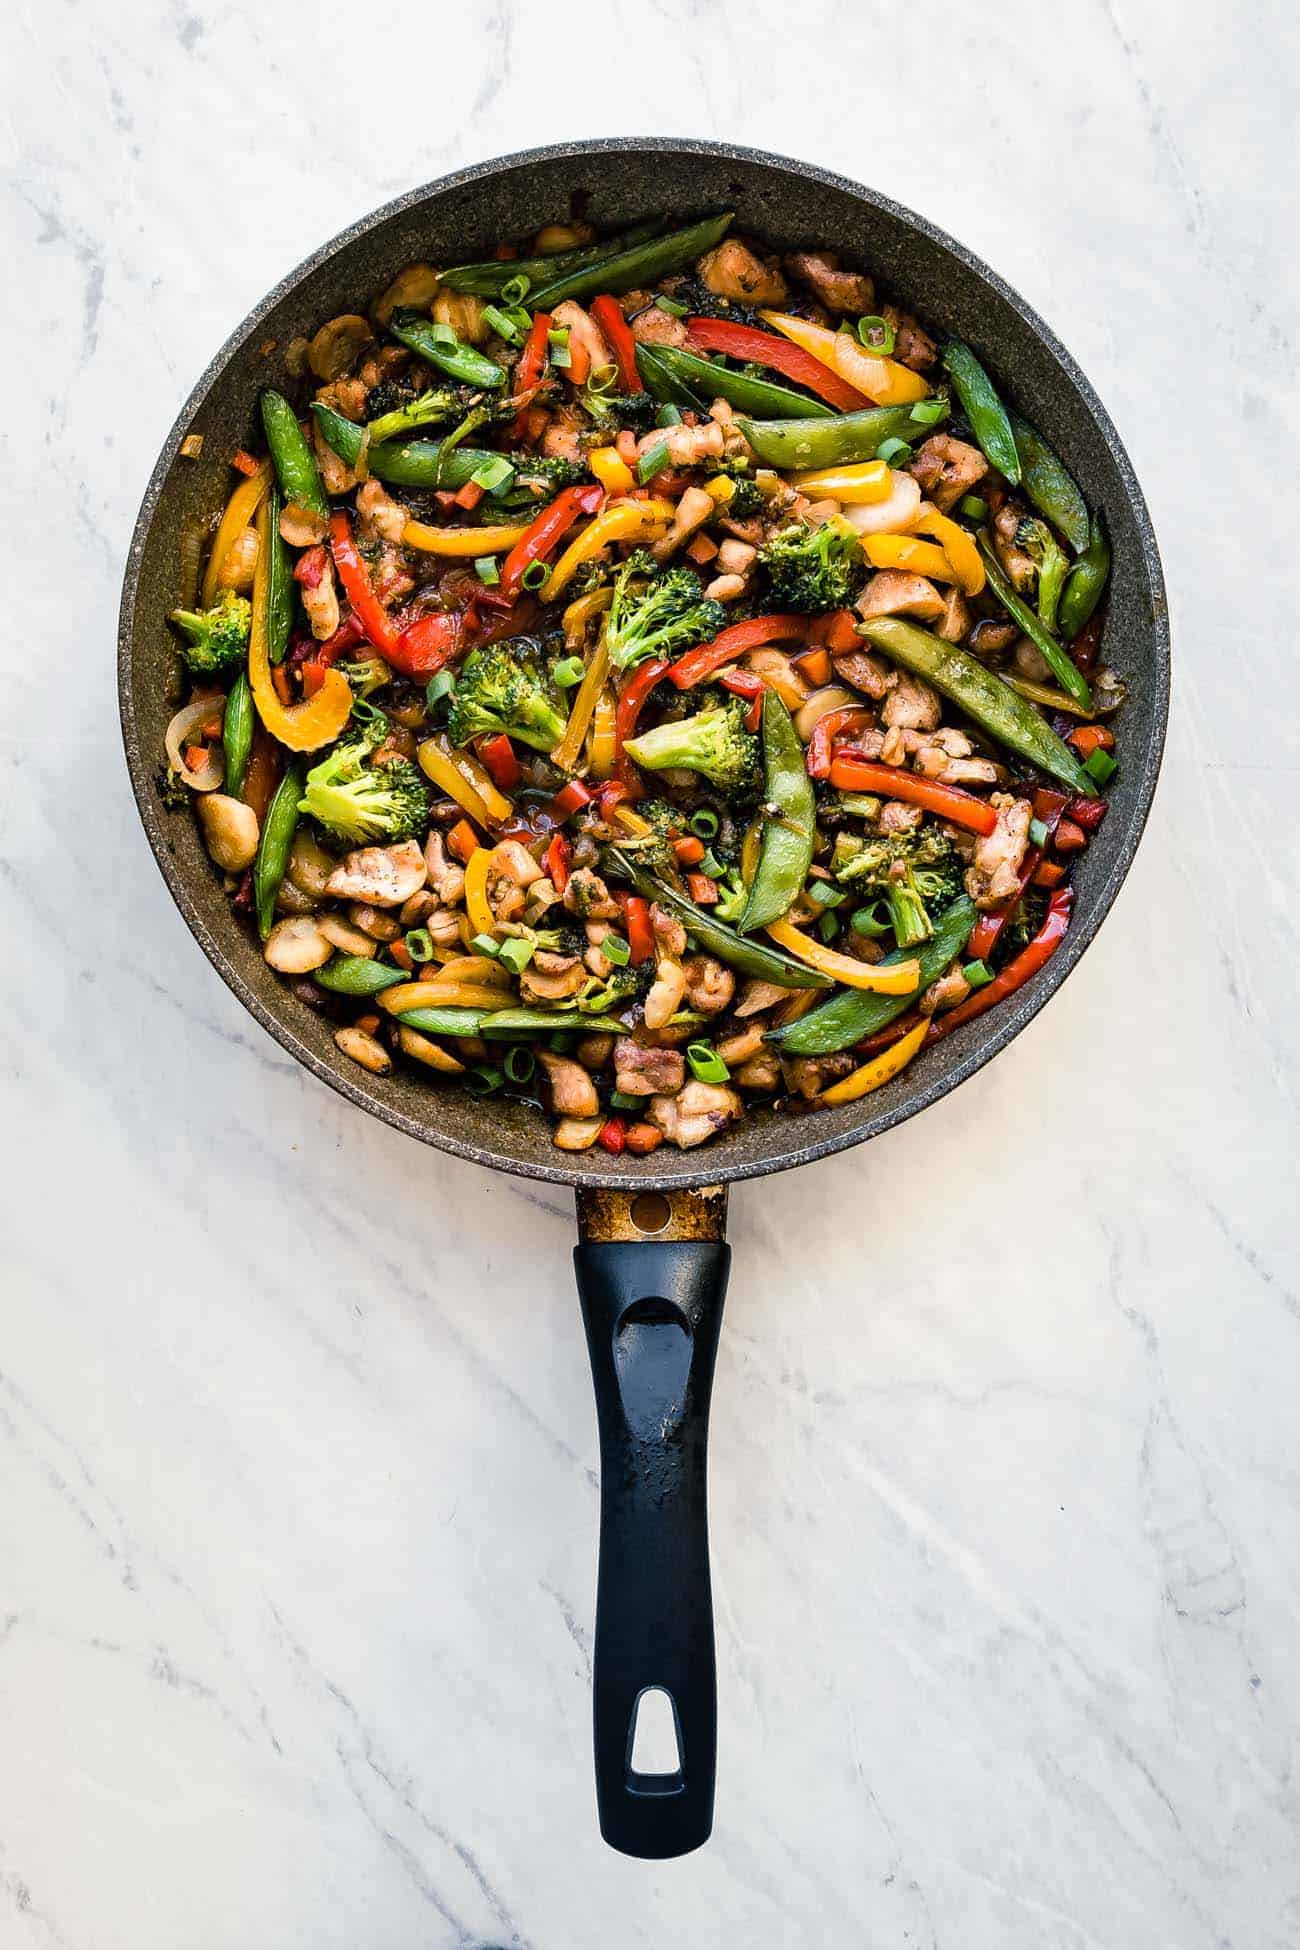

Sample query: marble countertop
[6,3,1298,1944]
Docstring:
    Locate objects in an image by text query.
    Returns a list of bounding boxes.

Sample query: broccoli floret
[604,552,725,673]
[504,452,591,501]
[603,797,685,876]
[578,961,654,1014]
[1016,516,1069,631]
[338,654,393,699]
[366,387,464,444]
[758,519,865,613]
[447,637,567,752]
[299,724,429,845]
[168,590,251,675]
[713,867,748,921]
[622,697,759,798]
[708,471,763,519]
[578,388,658,431]
[834,825,963,948]
[501,920,586,957]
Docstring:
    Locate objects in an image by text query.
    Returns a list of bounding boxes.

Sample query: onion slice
[165,697,224,791]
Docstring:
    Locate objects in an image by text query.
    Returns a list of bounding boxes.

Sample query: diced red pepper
[293,544,328,590]
[231,448,261,477]
[500,483,603,599]
[549,778,594,820]
[241,727,281,822]
[685,317,870,413]
[808,608,863,654]
[827,755,998,835]
[615,659,671,785]
[544,832,572,893]
[1054,817,1087,854]
[1031,860,1068,888]
[329,511,400,655]
[478,733,521,792]
[597,1115,627,1155]
[1065,794,1108,832]
[512,310,553,438]
[624,1121,664,1156]
[183,742,207,772]
[446,818,481,864]
[672,834,706,866]
[686,873,719,904]
[386,609,463,679]
[718,667,766,732]
[590,294,644,392]
[807,706,873,780]
[1067,723,1114,758]
[454,479,486,512]
[301,658,326,698]
[929,888,1073,1042]
[595,781,628,821]
[624,896,654,966]
[668,614,806,690]
[389,939,414,972]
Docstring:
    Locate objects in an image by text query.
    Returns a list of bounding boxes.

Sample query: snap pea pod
[316,956,407,997]
[397,1006,490,1037]
[769,897,977,1056]
[857,616,1096,796]
[1008,411,1088,552]
[738,400,948,471]
[266,486,293,665]
[605,847,830,989]
[1058,513,1110,639]
[253,763,304,941]
[634,342,707,413]
[480,1009,629,1037]
[311,403,499,492]
[439,221,665,296]
[940,342,1020,484]
[527,212,734,309]
[389,308,505,390]
[222,670,254,799]
[738,692,816,932]
[976,536,1092,709]
[636,343,833,421]
[260,389,328,518]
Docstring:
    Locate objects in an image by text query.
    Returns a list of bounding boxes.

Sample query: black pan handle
[574,1187,730,1859]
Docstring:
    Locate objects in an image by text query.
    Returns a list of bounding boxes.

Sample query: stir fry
[163,211,1122,1155]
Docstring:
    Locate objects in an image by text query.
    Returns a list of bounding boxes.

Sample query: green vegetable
[962,958,994,989]
[833,826,963,949]
[850,901,891,939]
[857,314,895,354]
[448,639,567,753]
[397,1005,490,1036]
[939,342,1020,484]
[688,808,719,839]
[497,936,535,974]
[636,441,671,483]
[857,616,1096,796]
[260,389,328,518]
[479,1009,628,1036]
[738,692,815,932]
[738,401,947,471]
[316,956,407,996]
[466,1065,504,1096]
[553,655,585,687]
[504,1044,536,1084]
[959,494,989,523]
[221,671,254,799]
[1015,516,1070,633]
[439,220,666,296]
[1058,513,1110,640]
[526,212,734,309]
[609,1089,643,1110]
[168,589,251,676]
[875,436,911,465]
[405,928,434,962]
[758,520,864,613]
[266,487,293,665]
[299,722,428,844]
[604,551,724,673]
[623,697,759,797]
[635,342,834,420]
[1008,411,1089,552]
[311,402,498,492]
[977,536,1092,708]
[389,309,505,390]
[635,343,708,414]
[1084,746,1117,787]
[686,1041,730,1083]
[605,847,830,989]
[365,388,463,445]
[253,764,303,942]
[769,895,977,1055]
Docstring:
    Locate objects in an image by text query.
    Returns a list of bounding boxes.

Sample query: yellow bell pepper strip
[759,311,930,408]
[202,461,271,607]
[587,687,618,777]
[437,952,512,988]
[417,735,501,825]
[789,459,893,503]
[380,980,513,1016]
[551,638,610,773]
[702,475,734,505]
[818,1016,929,1104]
[541,498,674,602]
[907,506,985,595]
[861,534,962,583]
[462,847,496,937]
[611,803,653,838]
[402,520,532,556]
[588,446,636,495]
[1002,673,1093,717]
[563,585,614,646]
[248,498,353,751]
[764,916,921,994]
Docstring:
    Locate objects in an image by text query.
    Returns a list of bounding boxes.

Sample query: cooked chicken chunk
[965,794,1033,908]
[324,840,427,908]
[881,672,942,732]
[648,1081,743,1148]
[631,303,689,348]
[536,1050,599,1119]
[683,954,734,1016]
[697,239,788,306]
[857,571,945,623]
[784,249,875,315]
[614,1037,685,1097]
[907,434,988,512]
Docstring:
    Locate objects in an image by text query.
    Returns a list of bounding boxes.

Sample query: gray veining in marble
[3,2,1299,1945]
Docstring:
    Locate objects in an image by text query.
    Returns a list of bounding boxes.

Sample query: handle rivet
[630,1192,672,1235]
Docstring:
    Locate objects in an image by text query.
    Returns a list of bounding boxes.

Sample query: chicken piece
[936,586,972,644]
[644,956,686,1032]
[912,727,1005,789]
[734,1051,781,1092]
[564,868,621,921]
[706,573,746,602]
[614,1037,685,1097]
[734,979,793,1019]
[551,299,612,377]
[536,1049,600,1119]
[907,434,988,513]
[880,304,937,372]
[1013,634,1053,682]
[314,377,368,422]
[784,250,875,315]
[653,485,716,563]
[993,503,1037,593]
[881,672,942,732]
[552,1116,603,1151]
[423,830,466,906]
[542,423,585,466]
[879,799,924,834]
[314,419,359,496]
[968,618,1018,657]
[431,288,489,345]
[635,420,725,468]
[520,951,586,1004]
[683,954,734,1016]
[631,303,689,348]
[648,1080,743,1149]
[856,571,945,623]
[698,238,788,306]
[781,1054,856,1100]
[650,904,688,957]
[832,649,891,701]
[217,527,259,591]
[716,538,757,576]
[918,967,973,1017]
[346,902,402,942]
[325,840,427,908]
[965,794,1033,908]
[356,478,409,548]
[714,1024,765,1067]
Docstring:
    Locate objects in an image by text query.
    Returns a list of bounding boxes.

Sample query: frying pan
[118,139,1169,1859]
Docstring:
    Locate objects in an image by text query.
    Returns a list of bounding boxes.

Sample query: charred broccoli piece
[604,551,725,673]
[833,824,963,948]
[365,386,464,444]
[622,696,759,797]
[504,452,591,502]
[577,387,658,431]
[299,720,428,846]
[757,518,865,613]
[168,590,251,676]
[1015,515,1069,631]
[447,637,567,752]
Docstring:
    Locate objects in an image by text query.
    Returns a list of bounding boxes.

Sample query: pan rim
[118,136,1169,1194]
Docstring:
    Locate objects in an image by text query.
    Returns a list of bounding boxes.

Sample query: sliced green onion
[588,362,619,395]
[521,559,548,591]
[1028,817,1050,849]
[962,958,995,989]
[405,928,434,963]
[471,932,501,958]
[500,273,531,306]
[850,901,891,939]
[857,314,896,355]
[609,1089,643,1110]
[426,670,456,710]
[549,1029,575,1053]
[470,454,515,495]
[474,555,501,586]
[696,847,726,878]
[654,293,689,318]
[688,808,719,839]
[835,792,882,820]
[686,1041,730,1084]
[1084,747,1117,786]
[908,398,946,427]
[498,936,535,974]
[875,437,912,465]
[601,933,631,966]
[465,1064,504,1096]
[547,327,570,348]
[959,494,989,522]
[482,303,523,343]
[636,441,671,484]
[817,911,839,943]
[553,655,586,688]
[504,1045,536,1084]
[808,879,846,909]
[550,344,572,370]
[655,403,683,428]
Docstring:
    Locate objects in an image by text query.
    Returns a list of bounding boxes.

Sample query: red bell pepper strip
[292,544,328,590]
[549,778,594,820]
[500,483,603,599]
[668,614,806,690]
[590,295,643,392]
[806,706,873,780]
[827,755,998,835]
[597,1115,627,1155]
[808,608,862,654]
[544,832,572,893]
[512,310,553,437]
[718,667,765,731]
[328,511,399,655]
[595,781,628,821]
[929,887,1073,1042]
[386,610,462,679]
[615,658,670,784]
[478,733,521,792]
[624,896,654,965]
[966,785,1068,960]
[685,317,870,413]
[855,1009,923,1057]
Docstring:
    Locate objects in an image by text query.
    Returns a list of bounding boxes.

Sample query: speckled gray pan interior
[119,139,1169,1193]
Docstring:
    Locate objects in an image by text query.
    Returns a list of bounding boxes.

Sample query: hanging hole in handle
[627,1685,685,1793]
